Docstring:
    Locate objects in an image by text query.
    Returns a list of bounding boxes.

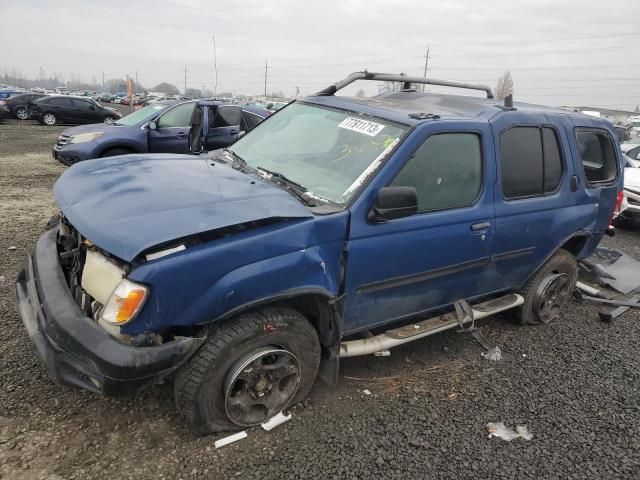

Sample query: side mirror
[149,120,157,130]
[368,186,418,222]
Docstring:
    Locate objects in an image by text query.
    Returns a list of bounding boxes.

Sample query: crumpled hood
[53,154,313,261]
[625,167,640,191]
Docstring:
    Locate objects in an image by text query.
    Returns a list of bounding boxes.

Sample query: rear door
[147,102,195,153]
[490,114,579,290]
[204,105,243,150]
[45,97,74,122]
[343,123,496,331]
[70,99,98,123]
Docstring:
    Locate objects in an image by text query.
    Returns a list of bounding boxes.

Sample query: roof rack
[315,71,494,99]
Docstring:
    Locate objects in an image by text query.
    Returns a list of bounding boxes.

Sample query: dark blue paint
[53,93,624,337]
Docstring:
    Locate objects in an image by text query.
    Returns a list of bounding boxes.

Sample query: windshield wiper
[256,166,316,207]
[225,149,248,170]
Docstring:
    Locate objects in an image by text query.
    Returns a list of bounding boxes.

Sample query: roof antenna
[504,94,513,109]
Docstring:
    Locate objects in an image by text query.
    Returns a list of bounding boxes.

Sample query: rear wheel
[42,112,57,126]
[103,115,116,125]
[516,248,577,325]
[15,107,29,120]
[174,306,320,435]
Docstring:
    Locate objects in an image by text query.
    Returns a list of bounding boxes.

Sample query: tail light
[606,191,625,236]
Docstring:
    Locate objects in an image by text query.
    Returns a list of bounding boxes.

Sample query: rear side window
[392,133,482,211]
[243,112,263,130]
[576,129,617,184]
[47,97,72,107]
[500,126,564,199]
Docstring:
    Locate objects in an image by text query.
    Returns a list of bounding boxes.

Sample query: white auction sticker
[338,117,385,136]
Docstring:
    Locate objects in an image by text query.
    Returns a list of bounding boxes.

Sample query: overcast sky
[2,0,639,109]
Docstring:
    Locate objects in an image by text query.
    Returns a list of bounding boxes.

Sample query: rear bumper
[623,188,640,215]
[14,227,203,395]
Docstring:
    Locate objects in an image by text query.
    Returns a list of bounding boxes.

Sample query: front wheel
[15,107,29,120]
[103,115,116,125]
[42,112,57,126]
[174,306,320,435]
[516,248,577,325]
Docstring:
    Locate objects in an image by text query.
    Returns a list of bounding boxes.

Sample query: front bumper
[623,188,640,215]
[14,227,204,395]
[52,143,98,166]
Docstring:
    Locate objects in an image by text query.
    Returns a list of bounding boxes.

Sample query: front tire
[15,107,29,120]
[103,115,116,125]
[174,306,320,435]
[516,248,577,325]
[42,112,57,126]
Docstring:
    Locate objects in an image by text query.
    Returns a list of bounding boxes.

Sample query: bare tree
[151,82,180,95]
[355,88,366,98]
[495,71,514,101]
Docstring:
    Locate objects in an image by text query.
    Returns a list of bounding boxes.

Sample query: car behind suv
[16,72,624,435]
[52,101,269,165]
[1,93,47,119]
[30,95,122,126]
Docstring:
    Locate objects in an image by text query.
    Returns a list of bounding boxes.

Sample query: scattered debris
[481,346,502,361]
[374,350,390,357]
[8,246,16,251]
[362,389,372,396]
[261,412,291,432]
[214,431,248,449]
[487,422,533,441]
[580,247,640,294]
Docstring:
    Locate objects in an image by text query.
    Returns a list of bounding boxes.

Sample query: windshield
[115,104,166,126]
[230,102,407,205]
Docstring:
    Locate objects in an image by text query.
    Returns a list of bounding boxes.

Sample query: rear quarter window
[575,129,617,184]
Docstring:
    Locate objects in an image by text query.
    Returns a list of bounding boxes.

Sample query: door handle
[176,132,187,137]
[229,129,238,135]
[471,221,491,231]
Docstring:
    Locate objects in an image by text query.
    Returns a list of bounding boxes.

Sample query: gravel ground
[1,120,640,479]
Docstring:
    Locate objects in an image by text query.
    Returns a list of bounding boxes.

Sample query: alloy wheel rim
[534,273,571,323]
[104,116,114,125]
[223,347,301,427]
[43,114,55,125]
[17,108,28,120]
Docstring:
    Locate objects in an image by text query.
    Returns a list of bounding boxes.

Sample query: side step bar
[339,294,524,358]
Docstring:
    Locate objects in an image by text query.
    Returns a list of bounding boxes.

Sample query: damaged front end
[14,217,204,395]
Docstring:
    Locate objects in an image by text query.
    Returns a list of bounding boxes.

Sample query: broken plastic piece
[362,389,372,396]
[261,411,291,432]
[481,346,502,361]
[214,430,247,448]
[487,422,532,441]
[374,350,390,357]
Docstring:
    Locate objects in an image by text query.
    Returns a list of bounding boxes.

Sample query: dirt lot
[1,118,640,479]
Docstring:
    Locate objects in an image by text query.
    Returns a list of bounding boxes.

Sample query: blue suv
[52,101,270,165]
[16,72,624,434]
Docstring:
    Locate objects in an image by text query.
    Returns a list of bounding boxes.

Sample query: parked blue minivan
[16,72,624,434]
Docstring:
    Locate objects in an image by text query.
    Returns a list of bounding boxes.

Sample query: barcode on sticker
[338,117,385,136]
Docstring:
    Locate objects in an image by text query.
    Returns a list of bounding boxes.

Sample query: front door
[343,125,496,332]
[148,102,195,153]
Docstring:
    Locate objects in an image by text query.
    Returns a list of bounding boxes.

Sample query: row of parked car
[9,71,636,436]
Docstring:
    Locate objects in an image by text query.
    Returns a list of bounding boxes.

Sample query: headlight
[101,279,148,325]
[70,132,104,144]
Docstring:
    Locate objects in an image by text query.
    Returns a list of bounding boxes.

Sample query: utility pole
[422,45,430,93]
[135,70,138,94]
[264,60,268,98]
[102,71,105,91]
[184,65,187,95]
[212,35,218,97]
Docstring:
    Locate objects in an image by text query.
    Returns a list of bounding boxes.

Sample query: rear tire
[15,107,29,120]
[174,306,320,435]
[99,148,131,157]
[42,112,57,126]
[516,248,577,325]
